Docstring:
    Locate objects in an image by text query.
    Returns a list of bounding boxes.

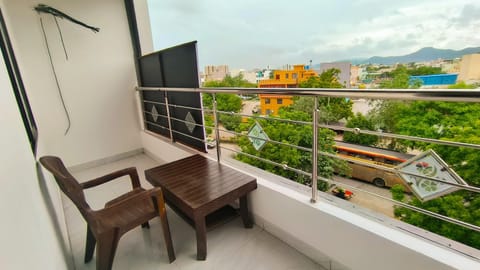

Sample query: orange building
[257,65,317,115]
[258,94,294,115]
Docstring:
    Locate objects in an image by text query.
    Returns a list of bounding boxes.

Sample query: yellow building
[257,94,294,115]
[257,65,317,115]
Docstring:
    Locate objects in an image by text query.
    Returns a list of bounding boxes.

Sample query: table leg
[194,215,207,260]
[239,195,253,228]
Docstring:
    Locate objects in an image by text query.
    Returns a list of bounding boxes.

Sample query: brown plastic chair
[39,156,175,270]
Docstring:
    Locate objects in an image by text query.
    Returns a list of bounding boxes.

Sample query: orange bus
[334,141,413,189]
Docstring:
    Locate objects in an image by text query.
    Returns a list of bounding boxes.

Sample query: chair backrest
[39,156,92,219]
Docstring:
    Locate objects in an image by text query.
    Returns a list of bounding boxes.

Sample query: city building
[256,68,274,83]
[350,65,360,87]
[441,59,461,74]
[204,65,229,82]
[319,62,352,88]
[258,64,317,88]
[230,68,257,84]
[257,94,294,115]
[410,74,459,86]
[458,53,480,83]
[257,65,317,115]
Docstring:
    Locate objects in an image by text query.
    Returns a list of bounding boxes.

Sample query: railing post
[164,93,174,142]
[212,93,221,162]
[137,89,146,131]
[311,96,319,203]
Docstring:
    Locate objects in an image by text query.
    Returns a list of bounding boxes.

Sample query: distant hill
[362,47,480,65]
[311,47,480,67]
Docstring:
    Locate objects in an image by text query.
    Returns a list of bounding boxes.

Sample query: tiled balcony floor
[63,153,325,270]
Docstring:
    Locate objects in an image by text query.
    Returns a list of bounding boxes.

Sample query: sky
[147,0,480,70]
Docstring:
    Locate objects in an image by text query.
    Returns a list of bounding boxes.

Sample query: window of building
[285,73,289,79]
[277,98,283,104]
[275,74,280,80]
[266,109,272,115]
[265,98,271,104]
[292,73,297,79]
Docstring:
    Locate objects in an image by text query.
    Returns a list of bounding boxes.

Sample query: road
[331,175,396,218]
[352,98,373,115]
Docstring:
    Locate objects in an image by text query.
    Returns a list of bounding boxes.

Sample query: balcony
[65,153,331,270]
[1,1,480,270]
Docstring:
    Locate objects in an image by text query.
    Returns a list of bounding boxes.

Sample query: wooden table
[145,154,257,260]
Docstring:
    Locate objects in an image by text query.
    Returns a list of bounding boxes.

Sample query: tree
[343,113,379,146]
[382,82,480,249]
[379,65,417,89]
[294,68,353,124]
[448,81,477,89]
[391,185,480,249]
[202,74,255,132]
[369,65,423,150]
[235,69,352,191]
[408,66,444,76]
[203,74,256,88]
[236,109,338,191]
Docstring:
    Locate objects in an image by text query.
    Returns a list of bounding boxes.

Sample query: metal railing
[137,86,480,236]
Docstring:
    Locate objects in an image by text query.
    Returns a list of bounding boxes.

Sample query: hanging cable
[40,16,71,135]
[34,4,100,135]
[53,16,68,60]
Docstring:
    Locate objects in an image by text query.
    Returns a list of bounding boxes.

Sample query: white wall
[0,29,70,269]
[2,0,148,167]
[0,0,153,268]
[251,180,479,270]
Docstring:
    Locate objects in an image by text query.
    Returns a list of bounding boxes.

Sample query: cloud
[147,0,480,69]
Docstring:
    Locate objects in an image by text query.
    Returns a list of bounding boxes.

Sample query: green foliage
[396,101,480,187]
[236,113,337,191]
[202,74,254,131]
[203,74,256,88]
[448,81,477,89]
[219,114,242,131]
[390,184,406,202]
[204,115,214,135]
[367,100,409,151]
[343,113,379,146]
[379,65,418,89]
[407,66,444,76]
[394,194,480,249]
[295,68,353,123]
[374,80,480,249]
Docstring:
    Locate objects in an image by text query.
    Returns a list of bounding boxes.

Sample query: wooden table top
[145,154,257,211]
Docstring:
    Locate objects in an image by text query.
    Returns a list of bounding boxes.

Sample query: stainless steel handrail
[137,86,480,102]
[138,86,480,235]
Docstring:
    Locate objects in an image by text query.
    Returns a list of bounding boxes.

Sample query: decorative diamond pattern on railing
[185,111,196,134]
[151,106,159,122]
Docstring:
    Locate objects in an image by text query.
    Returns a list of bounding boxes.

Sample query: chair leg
[85,226,96,263]
[96,229,120,270]
[152,194,176,263]
[141,221,150,229]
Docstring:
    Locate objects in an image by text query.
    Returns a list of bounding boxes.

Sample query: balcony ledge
[141,131,480,270]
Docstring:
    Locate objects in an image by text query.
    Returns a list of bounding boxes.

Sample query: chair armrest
[81,167,141,189]
[94,187,165,221]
